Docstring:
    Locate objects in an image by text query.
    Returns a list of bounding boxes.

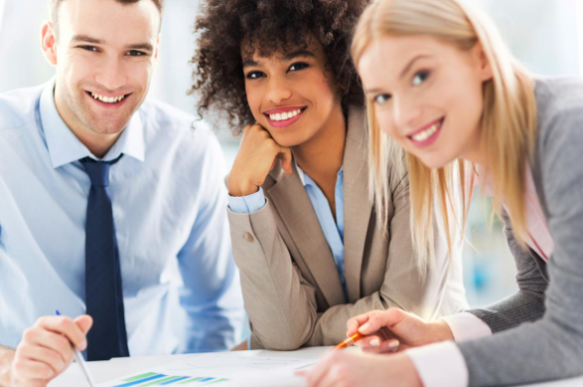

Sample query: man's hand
[9,315,92,387]
[227,124,292,197]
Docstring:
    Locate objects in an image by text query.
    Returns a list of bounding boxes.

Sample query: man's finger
[75,315,93,336]
[25,329,73,363]
[18,345,67,375]
[36,316,87,351]
[12,357,55,381]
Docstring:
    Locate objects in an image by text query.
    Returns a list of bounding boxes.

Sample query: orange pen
[334,332,363,350]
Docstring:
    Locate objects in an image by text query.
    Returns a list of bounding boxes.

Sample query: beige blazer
[228,106,467,350]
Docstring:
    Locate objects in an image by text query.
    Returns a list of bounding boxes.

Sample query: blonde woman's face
[357,35,492,168]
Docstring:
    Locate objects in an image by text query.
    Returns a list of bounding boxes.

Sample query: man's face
[48,0,160,136]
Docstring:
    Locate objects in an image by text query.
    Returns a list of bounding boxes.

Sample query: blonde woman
[300,0,583,386]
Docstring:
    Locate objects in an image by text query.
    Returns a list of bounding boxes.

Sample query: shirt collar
[294,160,343,187]
[39,81,145,169]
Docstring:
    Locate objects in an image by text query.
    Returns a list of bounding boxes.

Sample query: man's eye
[127,50,147,57]
[80,46,99,52]
[412,70,430,86]
[246,71,265,80]
[374,94,392,105]
[288,62,309,72]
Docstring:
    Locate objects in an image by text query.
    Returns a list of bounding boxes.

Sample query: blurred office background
[0,0,581,311]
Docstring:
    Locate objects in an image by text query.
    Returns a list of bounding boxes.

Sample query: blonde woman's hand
[347,308,454,354]
[298,350,422,387]
[227,124,292,197]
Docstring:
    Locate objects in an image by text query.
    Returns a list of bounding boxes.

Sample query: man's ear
[41,21,58,66]
[153,34,161,61]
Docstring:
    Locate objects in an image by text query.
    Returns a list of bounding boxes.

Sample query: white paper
[97,352,316,386]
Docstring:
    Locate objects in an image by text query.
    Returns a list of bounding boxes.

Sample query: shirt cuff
[406,341,468,387]
[228,188,266,213]
[441,312,492,342]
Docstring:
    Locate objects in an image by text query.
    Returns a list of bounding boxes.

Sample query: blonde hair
[352,0,538,268]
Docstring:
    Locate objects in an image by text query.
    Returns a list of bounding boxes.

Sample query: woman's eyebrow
[283,50,315,61]
[242,58,261,68]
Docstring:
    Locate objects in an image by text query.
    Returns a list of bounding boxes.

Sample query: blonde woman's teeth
[91,92,126,104]
[412,122,440,141]
[269,109,302,121]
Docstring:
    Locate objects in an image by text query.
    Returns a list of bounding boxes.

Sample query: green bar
[140,376,181,386]
[123,373,159,382]
[178,377,205,384]
[205,379,229,384]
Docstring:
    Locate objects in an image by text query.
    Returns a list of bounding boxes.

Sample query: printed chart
[98,353,316,387]
[109,372,227,386]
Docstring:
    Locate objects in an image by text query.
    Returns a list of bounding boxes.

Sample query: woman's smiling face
[357,34,493,168]
[242,37,342,148]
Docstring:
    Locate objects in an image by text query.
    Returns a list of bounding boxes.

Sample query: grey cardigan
[458,77,583,386]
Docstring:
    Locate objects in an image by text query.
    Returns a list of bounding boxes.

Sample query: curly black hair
[190,0,369,135]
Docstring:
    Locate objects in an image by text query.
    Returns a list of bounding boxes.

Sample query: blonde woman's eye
[412,70,430,86]
[374,94,391,105]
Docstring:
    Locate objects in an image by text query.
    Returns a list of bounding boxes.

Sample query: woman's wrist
[227,174,258,197]
[429,319,455,343]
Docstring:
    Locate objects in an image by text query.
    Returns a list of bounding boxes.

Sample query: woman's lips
[264,107,307,128]
[407,117,444,148]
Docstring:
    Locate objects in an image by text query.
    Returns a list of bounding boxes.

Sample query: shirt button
[243,232,254,242]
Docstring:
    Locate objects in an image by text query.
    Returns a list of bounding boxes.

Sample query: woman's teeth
[91,92,126,104]
[269,109,302,121]
[412,120,441,142]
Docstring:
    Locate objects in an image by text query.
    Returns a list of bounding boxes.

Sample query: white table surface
[49,346,583,387]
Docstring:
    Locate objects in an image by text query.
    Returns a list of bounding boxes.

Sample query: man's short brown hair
[50,0,165,35]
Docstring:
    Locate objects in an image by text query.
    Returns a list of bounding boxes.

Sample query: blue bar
[113,374,167,387]
[199,378,215,382]
[160,377,190,385]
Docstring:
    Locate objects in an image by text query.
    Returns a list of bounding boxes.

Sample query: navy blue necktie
[81,155,130,361]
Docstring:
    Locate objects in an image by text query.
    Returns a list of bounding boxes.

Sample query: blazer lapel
[267,164,346,307]
[343,106,374,302]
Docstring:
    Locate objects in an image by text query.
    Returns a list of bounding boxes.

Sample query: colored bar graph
[160,376,190,385]
[113,374,167,387]
[111,373,229,386]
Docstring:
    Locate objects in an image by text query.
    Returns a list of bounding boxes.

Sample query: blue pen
[55,310,96,387]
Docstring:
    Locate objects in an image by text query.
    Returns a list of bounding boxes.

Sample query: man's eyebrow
[283,50,315,61]
[127,43,154,52]
[400,54,431,78]
[72,34,104,44]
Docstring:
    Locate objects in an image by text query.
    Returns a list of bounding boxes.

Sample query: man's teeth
[269,109,302,122]
[412,121,441,142]
[90,92,126,104]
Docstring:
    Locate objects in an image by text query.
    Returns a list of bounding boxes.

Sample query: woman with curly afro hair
[190,0,468,351]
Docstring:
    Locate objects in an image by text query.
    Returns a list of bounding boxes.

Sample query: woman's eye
[412,70,430,86]
[288,62,309,72]
[374,94,392,105]
[246,71,265,80]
